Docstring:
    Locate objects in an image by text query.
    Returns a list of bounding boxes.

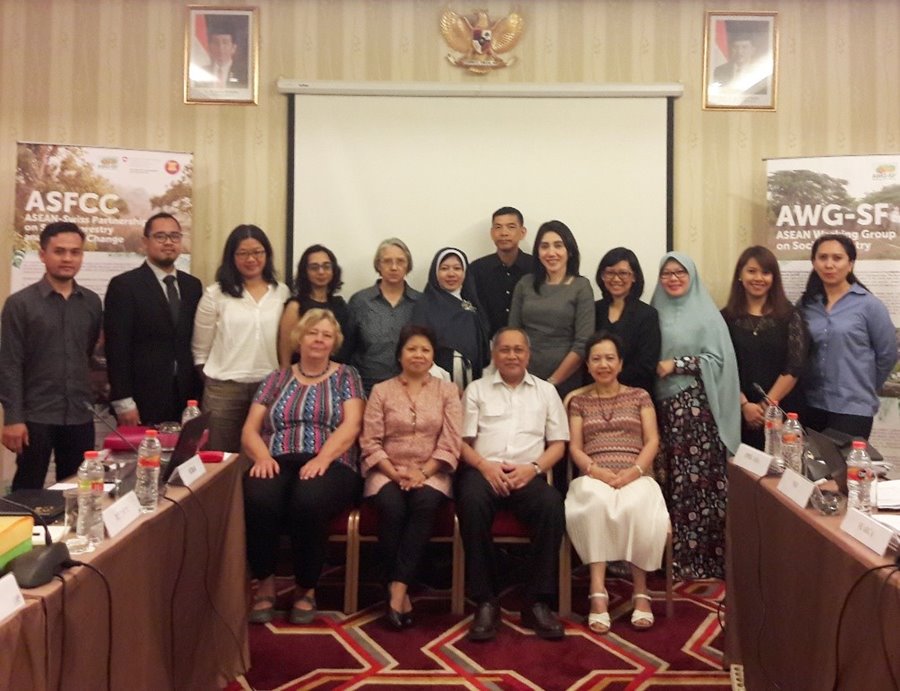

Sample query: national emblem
[439,8,525,74]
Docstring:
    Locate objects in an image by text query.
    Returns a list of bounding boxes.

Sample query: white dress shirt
[462,369,569,465]
[192,281,290,383]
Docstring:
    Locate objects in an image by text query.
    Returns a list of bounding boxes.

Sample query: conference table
[0,454,249,690]
[726,462,900,690]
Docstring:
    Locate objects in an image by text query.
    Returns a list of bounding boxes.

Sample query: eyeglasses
[150,232,182,243]
[308,262,333,272]
[660,269,688,281]
[379,258,408,268]
[602,269,634,281]
[235,249,267,260]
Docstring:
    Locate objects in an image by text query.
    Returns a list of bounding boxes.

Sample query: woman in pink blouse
[360,324,463,629]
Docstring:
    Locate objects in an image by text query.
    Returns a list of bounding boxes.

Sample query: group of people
[1,208,896,641]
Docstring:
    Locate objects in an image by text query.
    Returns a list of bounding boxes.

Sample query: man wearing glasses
[104,213,203,426]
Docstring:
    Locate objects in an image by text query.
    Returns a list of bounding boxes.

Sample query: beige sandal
[587,592,611,634]
[631,593,654,630]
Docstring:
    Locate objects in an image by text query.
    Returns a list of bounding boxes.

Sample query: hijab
[651,252,741,454]
[415,247,491,379]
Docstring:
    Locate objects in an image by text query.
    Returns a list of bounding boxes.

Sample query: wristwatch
[531,462,543,476]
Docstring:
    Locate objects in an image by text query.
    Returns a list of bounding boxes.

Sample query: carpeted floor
[229,566,731,690]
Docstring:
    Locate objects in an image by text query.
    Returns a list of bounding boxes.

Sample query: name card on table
[170,456,206,488]
[733,443,775,478]
[777,468,815,508]
[841,508,896,556]
[102,491,141,538]
[0,572,25,621]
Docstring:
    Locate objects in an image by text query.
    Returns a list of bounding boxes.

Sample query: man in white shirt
[457,327,569,641]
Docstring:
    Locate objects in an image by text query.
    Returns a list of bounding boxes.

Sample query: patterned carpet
[229,567,731,691]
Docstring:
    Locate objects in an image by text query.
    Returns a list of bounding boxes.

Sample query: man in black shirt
[0,222,102,490]
[468,206,532,337]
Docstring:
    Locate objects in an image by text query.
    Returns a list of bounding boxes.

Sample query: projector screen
[282,81,679,301]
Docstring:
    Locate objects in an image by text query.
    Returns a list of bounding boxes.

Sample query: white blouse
[191,282,290,383]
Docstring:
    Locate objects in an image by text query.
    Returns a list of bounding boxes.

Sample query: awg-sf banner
[766,153,900,456]
[12,142,193,300]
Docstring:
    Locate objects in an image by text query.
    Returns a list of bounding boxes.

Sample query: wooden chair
[341,500,465,615]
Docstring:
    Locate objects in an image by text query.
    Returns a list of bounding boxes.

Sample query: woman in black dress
[278,244,350,367]
[592,247,661,396]
[721,246,809,450]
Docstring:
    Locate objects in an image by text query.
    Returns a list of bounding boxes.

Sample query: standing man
[104,212,203,426]
[469,206,531,337]
[456,327,569,641]
[0,222,102,490]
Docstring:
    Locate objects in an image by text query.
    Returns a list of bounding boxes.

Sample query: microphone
[0,496,52,545]
[84,401,140,454]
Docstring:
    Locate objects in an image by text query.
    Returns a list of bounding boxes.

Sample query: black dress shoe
[386,607,406,630]
[521,602,564,640]
[468,600,500,641]
[401,611,414,628]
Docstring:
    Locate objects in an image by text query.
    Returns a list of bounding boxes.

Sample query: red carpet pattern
[231,575,731,690]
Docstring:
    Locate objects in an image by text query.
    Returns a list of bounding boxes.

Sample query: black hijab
[413,247,491,380]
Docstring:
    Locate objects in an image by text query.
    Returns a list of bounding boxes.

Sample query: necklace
[594,384,621,423]
[298,362,330,378]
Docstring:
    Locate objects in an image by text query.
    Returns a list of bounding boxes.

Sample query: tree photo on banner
[765,154,900,453]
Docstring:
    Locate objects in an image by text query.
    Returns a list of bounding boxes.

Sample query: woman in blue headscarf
[651,252,740,580]
[411,248,491,391]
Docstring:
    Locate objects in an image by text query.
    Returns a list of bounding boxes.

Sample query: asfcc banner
[12,142,193,300]
[766,154,900,454]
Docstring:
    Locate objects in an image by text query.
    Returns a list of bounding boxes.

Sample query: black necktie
[163,275,180,324]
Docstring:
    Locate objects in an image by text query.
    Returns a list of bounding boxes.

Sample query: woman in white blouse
[192,225,290,451]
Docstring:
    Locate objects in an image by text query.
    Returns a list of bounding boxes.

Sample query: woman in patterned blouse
[242,308,366,625]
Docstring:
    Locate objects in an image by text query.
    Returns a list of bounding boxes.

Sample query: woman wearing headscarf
[411,248,490,391]
[651,252,740,580]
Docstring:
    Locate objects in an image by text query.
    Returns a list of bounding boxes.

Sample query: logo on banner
[165,160,181,175]
[873,164,896,181]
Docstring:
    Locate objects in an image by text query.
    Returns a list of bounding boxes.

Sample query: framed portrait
[702,11,777,111]
[184,6,258,105]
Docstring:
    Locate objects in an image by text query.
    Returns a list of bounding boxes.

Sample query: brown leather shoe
[521,601,564,640]
[468,600,500,641]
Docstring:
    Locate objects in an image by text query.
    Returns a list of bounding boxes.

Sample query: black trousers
[243,453,360,587]
[805,406,874,440]
[455,465,565,603]
[11,421,94,491]
[369,482,445,587]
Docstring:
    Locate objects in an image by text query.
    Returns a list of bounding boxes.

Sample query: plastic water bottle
[780,413,803,474]
[136,429,162,513]
[763,400,783,459]
[76,450,105,545]
[181,399,201,425]
[846,440,874,514]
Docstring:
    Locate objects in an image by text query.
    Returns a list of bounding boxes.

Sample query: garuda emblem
[439,8,524,74]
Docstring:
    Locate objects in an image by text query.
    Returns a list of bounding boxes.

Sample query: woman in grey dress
[508,220,594,397]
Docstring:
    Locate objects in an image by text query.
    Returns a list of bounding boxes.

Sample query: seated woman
[242,308,365,625]
[564,332,669,634]
[360,324,462,629]
[411,247,491,392]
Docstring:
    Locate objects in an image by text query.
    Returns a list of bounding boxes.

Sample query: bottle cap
[145,429,158,437]
[787,412,798,419]
[851,440,866,449]
[187,400,198,407]
[84,450,99,458]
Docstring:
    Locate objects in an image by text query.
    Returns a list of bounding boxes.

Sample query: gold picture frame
[702,11,777,111]
[184,5,258,105]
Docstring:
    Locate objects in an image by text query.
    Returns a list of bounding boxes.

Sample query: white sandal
[631,593,654,629]
[587,592,610,634]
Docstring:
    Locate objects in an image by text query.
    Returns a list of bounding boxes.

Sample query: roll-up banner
[766,154,900,455]
[12,142,193,300]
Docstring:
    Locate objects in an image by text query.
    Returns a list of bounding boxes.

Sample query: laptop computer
[114,412,212,496]
[804,428,849,494]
